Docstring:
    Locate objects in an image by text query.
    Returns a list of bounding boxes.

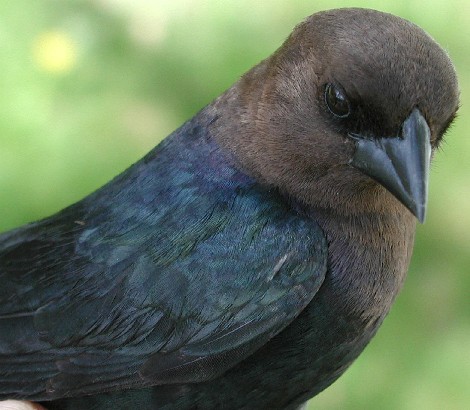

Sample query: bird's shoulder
[0,115,327,400]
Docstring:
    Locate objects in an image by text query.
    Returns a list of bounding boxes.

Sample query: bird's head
[212,8,459,222]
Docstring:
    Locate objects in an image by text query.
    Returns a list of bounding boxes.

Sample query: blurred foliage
[0,1,468,409]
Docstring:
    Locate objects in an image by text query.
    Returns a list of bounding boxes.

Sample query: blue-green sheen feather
[0,113,327,400]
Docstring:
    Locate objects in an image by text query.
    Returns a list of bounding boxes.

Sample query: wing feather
[0,118,327,400]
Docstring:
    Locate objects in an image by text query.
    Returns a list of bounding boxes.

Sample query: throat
[309,206,416,320]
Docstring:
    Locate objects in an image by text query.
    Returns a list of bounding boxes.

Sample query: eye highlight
[324,83,350,118]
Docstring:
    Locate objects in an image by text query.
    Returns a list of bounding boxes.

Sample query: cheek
[296,134,355,170]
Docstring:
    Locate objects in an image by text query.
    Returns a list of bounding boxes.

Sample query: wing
[0,117,327,401]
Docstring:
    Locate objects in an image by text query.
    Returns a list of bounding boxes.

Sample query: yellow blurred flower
[33,31,78,74]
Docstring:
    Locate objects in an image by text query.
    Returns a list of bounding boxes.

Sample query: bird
[0,7,459,410]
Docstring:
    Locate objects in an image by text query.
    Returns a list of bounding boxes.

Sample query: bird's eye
[324,83,350,118]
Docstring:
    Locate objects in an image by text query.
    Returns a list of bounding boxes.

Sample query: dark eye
[324,83,350,118]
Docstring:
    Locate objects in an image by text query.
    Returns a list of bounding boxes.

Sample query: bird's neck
[311,205,416,321]
[204,58,274,182]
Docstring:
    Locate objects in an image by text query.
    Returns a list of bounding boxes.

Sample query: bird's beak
[349,108,432,223]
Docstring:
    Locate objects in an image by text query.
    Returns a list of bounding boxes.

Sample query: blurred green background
[0,0,468,409]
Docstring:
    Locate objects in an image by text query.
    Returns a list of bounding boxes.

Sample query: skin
[0,402,45,410]
[0,8,459,410]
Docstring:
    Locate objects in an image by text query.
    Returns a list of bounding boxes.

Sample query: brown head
[211,8,459,221]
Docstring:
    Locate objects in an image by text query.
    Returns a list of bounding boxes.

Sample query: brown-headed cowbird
[0,8,459,410]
